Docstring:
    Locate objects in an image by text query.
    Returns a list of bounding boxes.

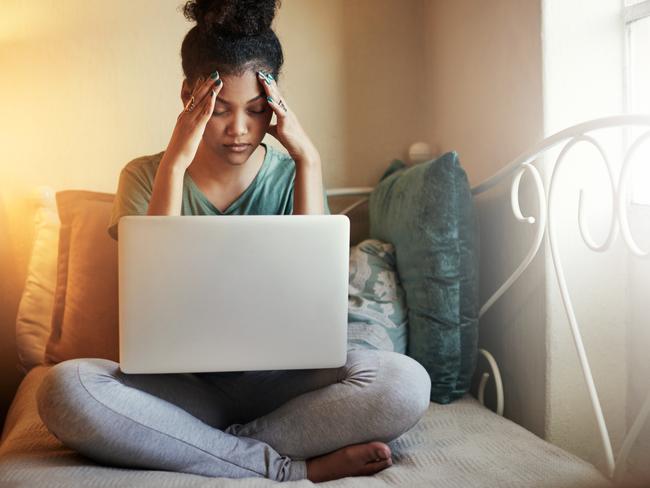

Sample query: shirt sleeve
[107,164,153,241]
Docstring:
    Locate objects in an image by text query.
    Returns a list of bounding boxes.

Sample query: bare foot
[306,441,393,483]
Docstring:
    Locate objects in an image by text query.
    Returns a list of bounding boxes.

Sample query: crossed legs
[36,349,431,482]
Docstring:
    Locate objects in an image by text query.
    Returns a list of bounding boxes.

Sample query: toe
[361,458,392,476]
[369,442,391,460]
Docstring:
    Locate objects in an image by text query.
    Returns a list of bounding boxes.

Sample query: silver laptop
[117,215,350,374]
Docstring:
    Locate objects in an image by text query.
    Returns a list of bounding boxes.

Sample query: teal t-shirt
[108,142,331,240]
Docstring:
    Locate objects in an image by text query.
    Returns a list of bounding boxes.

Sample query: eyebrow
[216,94,265,105]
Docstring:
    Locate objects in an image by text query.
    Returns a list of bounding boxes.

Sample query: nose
[226,111,248,137]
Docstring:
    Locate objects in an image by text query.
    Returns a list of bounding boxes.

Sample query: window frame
[623,0,650,205]
[623,0,650,113]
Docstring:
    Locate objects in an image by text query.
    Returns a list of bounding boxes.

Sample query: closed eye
[213,108,267,116]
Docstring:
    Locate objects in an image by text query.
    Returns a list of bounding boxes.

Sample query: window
[624,0,650,204]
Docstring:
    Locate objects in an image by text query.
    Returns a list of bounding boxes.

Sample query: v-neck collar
[185,143,271,215]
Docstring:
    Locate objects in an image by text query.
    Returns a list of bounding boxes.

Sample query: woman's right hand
[161,74,222,172]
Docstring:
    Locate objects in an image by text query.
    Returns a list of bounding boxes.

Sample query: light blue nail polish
[267,96,273,103]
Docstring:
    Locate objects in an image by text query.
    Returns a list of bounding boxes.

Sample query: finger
[182,79,217,122]
[195,84,220,123]
[255,71,282,102]
[263,74,287,110]
[257,70,275,88]
[257,71,289,116]
[179,73,219,120]
[265,95,288,116]
[191,73,222,112]
[192,71,222,105]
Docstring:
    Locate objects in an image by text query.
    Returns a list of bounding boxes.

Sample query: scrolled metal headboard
[328,114,650,480]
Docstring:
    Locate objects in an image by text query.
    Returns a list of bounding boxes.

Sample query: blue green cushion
[347,239,408,354]
[369,151,479,404]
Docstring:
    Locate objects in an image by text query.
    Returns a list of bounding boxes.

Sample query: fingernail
[266,96,273,103]
[215,79,222,85]
[210,70,219,80]
[258,71,273,83]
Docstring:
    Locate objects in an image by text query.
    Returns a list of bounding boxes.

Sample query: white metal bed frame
[326,114,650,482]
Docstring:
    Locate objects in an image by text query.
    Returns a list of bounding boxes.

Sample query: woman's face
[182,69,274,166]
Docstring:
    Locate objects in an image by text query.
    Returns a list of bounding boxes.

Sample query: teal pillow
[347,239,408,353]
[369,151,479,404]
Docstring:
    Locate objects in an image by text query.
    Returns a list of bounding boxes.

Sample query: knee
[369,351,431,438]
[36,358,119,445]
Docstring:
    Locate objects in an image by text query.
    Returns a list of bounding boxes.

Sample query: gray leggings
[36,349,431,482]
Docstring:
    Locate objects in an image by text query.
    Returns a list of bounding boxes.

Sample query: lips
[224,143,251,152]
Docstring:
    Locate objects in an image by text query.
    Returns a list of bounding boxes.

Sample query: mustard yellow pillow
[45,191,119,364]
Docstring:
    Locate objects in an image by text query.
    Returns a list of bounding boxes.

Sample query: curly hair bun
[183,0,280,37]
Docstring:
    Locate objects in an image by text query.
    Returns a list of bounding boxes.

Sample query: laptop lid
[118,215,350,374]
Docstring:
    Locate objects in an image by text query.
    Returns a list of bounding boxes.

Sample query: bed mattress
[0,365,612,487]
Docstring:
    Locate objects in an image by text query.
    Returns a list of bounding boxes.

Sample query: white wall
[541,0,627,472]
[627,203,650,483]
[425,0,630,474]
[341,0,429,185]
[422,0,544,187]
[422,0,547,436]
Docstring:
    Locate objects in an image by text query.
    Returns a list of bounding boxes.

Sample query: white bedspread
[0,365,611,487]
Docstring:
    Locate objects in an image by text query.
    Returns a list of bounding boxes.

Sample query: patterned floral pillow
[348,238,408,353]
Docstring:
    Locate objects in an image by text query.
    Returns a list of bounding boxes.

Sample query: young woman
[36,0,431,483]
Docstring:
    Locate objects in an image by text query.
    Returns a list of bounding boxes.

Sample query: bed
[2,115,646,487]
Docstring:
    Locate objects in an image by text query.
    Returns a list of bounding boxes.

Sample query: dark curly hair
[180,0,284,85]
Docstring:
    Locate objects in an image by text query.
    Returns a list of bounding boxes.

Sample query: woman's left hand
[257,71,318,163]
